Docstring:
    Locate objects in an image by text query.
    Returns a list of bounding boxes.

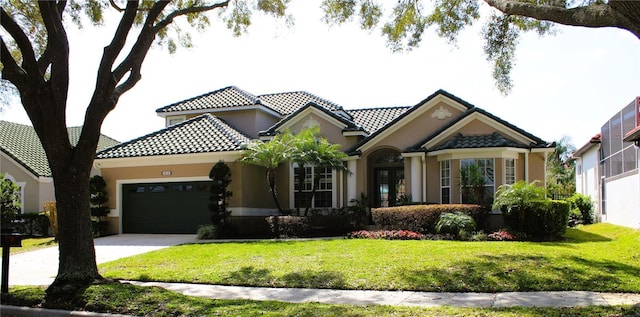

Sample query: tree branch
[153,1,230,32]
[0,37,29,90]
[0,8,40,79]
[484,0,640,39]
[38,1,70,108]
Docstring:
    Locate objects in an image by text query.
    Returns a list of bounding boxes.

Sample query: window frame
[440,160,451,204]
[460,158,495,204]
[291,164,337,209]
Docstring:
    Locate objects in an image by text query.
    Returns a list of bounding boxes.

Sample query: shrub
[372,204,483,234]
[197,225,218,240]
[435,212,476,239]
[16,213,50,236]
[42,201,58,239]
[502,200,569,241]
[567,193,594,225]
[266,216,309,238]
[1,174,21,225]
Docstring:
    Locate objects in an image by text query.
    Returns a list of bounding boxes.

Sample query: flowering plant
[487,230,516,241]
[347,230,426,240]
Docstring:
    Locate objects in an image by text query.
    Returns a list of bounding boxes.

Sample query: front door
[374,167,405,207]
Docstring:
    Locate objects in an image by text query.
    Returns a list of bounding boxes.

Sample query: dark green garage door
[122,182,210,234]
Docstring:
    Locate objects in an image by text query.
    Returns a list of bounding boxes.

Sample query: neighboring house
[0,121,120,214]
[573,134,601,221]
[573,97,640,229]
[95,86,554,234]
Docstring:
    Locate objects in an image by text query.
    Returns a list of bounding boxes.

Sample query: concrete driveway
[2,234,197,286]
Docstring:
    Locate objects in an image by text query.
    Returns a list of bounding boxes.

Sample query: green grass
[3,283,639,317]
[11,236,56,254]
[100,223,640,293]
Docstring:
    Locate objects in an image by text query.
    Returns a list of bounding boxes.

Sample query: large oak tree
[0,0,289,298]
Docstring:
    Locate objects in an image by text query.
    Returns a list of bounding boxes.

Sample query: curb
[0,305,134,317]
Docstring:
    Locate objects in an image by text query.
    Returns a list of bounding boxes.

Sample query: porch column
[410,156,422,203]
[347,158,358,205]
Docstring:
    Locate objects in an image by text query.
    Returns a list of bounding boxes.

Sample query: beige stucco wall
[0,153,53,213]
[528,152,547,183]
[371,102,465,151]
[214,109,279,138]
[287,113,359,150]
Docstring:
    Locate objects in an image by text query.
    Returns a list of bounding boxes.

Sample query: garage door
[122,181,211,234]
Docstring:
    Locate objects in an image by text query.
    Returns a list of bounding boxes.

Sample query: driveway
[2,234,197,286]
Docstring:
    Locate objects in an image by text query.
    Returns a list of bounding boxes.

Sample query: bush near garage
[372,204,484,234]
[502,200,570,241]
[16,212,50,236]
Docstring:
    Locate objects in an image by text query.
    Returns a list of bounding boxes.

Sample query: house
[573,134,602,221]
[0,121,120,214]
[574,97,640,229]
[94,86,554,234]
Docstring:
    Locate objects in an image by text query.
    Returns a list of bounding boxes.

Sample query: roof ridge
[347,105,412,112]
[156,86,258,113]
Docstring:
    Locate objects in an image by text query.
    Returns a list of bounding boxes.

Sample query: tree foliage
[546,136,576,200]
[239,131,295,213]
[0,173,21,225]
[320,0,640,94]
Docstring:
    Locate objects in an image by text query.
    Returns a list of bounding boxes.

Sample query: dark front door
[374,167,405,207]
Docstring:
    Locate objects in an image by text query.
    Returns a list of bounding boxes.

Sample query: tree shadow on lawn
[398,254,640,293]
[222,266,347,289]
[561,228,613,243]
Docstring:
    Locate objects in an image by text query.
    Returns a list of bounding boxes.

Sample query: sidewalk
[127,281,640,308]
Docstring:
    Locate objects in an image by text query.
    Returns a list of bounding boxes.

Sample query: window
[460,158,495,204]
[294,165,333,208]
[505,159,516,185]
[600,101,639,178]
[440,160,451,204]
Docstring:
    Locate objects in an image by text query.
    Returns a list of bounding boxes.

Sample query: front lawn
[4,283,639,317]
[100,223,640,293]
[11,236,56,254]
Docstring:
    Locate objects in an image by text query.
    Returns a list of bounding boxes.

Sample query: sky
[1,1,639,149]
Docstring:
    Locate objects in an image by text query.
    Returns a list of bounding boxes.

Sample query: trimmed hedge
[502,200,569,241]
[266,216,309,238]
[372,204,484,234]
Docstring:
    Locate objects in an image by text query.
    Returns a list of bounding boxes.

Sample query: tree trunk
[304,173,321,216]
[44,132,102,299]
[267,169,283,214]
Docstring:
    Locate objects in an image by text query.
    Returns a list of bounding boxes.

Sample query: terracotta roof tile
[348,106,411,134]
[258,91,343,115]
[0,121,120,177]
[96,114,250,159]
[430,132,525,151]
[156,86,259,113]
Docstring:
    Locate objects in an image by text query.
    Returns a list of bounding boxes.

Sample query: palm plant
[239,132,294,214]
[458,163,487,205]
[290,127,349,215]
[493,180,546,231]
[435,212,476,239]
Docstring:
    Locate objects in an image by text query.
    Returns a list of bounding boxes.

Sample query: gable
[260,103,361,149]
[353,92,471,154]
[422,111,543,151]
